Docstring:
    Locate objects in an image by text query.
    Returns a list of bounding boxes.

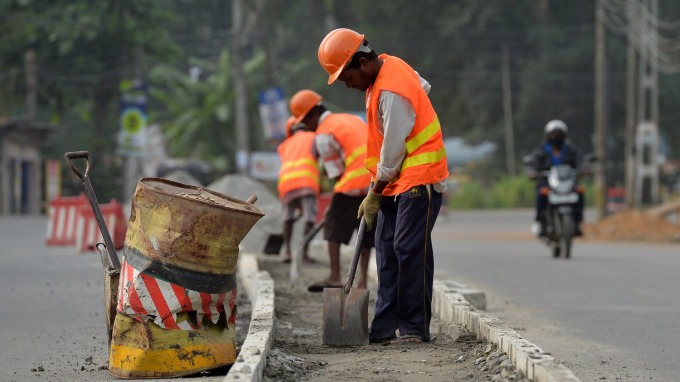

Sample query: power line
[604,0,680,73]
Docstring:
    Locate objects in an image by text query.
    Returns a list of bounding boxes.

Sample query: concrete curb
[373,251,579,381]
[433,279,580,382]
[223,253,274,382]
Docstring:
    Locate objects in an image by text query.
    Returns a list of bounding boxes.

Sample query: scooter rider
[528,120,584,236]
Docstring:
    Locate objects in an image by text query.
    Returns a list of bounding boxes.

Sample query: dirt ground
[255,252,530,382]
[584,210,680,242]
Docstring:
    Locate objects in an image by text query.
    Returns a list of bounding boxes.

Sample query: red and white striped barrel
[46,194,88,246]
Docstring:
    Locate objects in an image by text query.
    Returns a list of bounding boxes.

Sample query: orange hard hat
[289,89,322,124]
[285,116,296,139]
[318,28,365,84]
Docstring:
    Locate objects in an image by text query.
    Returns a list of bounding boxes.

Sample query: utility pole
[501,44,516,176]
[624,0,637,208]
[594,0,608,219]
[122,48,144,202]
[232,0,250,175]
[24,49,37,124]
[634,0,660,206]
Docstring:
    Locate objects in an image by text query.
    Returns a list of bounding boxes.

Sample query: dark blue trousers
[369,184,442,341]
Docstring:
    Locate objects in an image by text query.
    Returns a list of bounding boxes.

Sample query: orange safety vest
[277,131,320,198]
[365,54,448,196]
[316,113,371,194]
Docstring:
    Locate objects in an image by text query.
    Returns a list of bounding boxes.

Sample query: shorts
[323,193,375,248]
[283,194,317,224]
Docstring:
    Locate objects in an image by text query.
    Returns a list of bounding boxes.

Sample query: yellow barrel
[109,177,264,378]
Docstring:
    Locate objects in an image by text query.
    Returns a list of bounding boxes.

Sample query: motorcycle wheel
[552,242,561,258]
[551,213,561,258]
[560,214,574,259]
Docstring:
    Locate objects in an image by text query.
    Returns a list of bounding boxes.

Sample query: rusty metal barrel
[109,178,264,379]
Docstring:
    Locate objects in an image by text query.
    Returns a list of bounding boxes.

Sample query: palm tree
[149,49,264,173]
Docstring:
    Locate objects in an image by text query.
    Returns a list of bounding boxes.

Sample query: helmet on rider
[545,119,567,148]
[318,28,365,85]
[289,89,322,125]
[545,119,568,134]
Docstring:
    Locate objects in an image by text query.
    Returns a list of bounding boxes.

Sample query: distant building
[0,117,56,215]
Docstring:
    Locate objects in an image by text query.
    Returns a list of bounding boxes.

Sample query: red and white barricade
[46,194,88,246]
[74,199,127,252]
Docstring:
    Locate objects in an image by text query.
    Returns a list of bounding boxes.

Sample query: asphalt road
[432,209,680,382]
[0,217,229,382]
[3,211,678,382]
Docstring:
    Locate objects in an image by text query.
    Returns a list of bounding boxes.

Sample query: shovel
[263,209,303,255]
[289,217,325,283]
[64,151,121,346]
[321,216,369,346]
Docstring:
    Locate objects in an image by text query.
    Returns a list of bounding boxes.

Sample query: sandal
[387,334,424,345]
[369,337,394,345]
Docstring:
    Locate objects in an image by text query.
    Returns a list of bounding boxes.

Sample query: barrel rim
[138,177,265,217]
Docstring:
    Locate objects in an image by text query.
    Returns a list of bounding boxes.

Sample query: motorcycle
[523,153,596,259]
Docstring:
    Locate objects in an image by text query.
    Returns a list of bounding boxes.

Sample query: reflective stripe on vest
[280,157,318,171]
[364,117,442,169]
[315,113,372,193]
[365,54,448,196]
[277,131,320,197]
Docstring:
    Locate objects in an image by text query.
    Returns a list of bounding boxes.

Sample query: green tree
[149,49,265,173]
[0,0,179,199]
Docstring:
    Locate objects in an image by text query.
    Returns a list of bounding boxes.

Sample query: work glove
[357,191,382,231]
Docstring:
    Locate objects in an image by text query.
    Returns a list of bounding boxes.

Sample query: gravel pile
[263,348,324,382]
[585,210,680,242]
[161,170,203,186]
[473,343,531,382]
[207,175,282,254]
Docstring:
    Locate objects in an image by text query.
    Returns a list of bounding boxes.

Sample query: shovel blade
[104,271,120,346]
[322,287,369,346]
[263,234,283,255]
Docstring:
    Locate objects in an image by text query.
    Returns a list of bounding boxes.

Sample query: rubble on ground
[207,175,282,254]
[160,169,203,186]
[585,210,680,242]
[257,255,532,382]
[263,348,324,382]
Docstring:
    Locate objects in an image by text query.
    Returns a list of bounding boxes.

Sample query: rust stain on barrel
[124,177,264,282]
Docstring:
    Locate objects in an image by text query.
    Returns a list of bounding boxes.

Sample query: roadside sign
[249,151,281,180]
[258,87,288,142]
[117,81,147,156]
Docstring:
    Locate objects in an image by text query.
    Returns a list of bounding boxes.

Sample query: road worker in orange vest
[277,116,320,263]
[289,89,375,293]
[318,28,449,345]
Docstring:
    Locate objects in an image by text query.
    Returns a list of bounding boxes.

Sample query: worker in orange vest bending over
[289,89,374,293]
[318,28,449,345]
[277,116,320,264]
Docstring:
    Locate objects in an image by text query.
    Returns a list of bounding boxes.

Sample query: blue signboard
[258,87,288,142]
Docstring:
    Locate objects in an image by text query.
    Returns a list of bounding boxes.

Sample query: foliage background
[1,0,679,204]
